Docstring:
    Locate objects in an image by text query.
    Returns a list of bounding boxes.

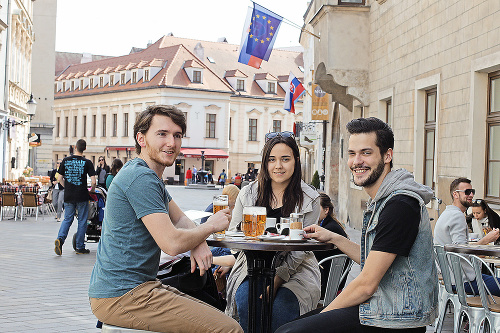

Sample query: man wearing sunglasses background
[434,177,500,295]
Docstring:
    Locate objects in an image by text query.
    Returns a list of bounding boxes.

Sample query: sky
[55,0,310,57]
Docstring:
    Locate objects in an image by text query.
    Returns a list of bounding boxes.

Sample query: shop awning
[180,148,229,159]
[105,146,134,151]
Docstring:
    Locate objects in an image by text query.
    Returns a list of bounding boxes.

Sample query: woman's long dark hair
[319,192,345,230]
[256,135,303,217]
[472,200,500,229]
[110,158,123,176]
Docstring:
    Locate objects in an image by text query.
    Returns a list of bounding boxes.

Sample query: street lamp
[1,94,37,130]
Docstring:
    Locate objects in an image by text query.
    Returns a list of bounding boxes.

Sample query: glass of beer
[213,195,229,239]
[242,206,267,238]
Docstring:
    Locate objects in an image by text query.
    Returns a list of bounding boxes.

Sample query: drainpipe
[1,0,11,180]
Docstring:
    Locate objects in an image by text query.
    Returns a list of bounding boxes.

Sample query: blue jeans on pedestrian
[57,201,89,250]
[235,278,300,333]
[464,274,500,296]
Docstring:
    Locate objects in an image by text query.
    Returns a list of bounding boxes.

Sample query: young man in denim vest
[277,117,438,333]
[88,105,242,333]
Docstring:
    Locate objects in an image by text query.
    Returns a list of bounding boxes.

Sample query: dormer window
[71,81,75,91]
[90,78,94,89]
[62,82,66,91]
[109,75,114,87]
[144,69,150,82]
[121,73,126,85]
[80,79,84,89]
[132,71,137,84]
[268,82,276,94]
[193,70,202,83]
[237,79,245,91]
[99,76,104,88]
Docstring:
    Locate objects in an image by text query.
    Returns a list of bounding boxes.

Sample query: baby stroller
[72,186,107,251]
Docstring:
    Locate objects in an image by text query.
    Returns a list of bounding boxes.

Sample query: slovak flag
[283,72,305,113]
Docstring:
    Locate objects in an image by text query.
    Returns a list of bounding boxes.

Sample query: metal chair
[20,192,39,221]
[471,255,500,333]
[446,251,485,333]
[434,245,461,333]
[0,192,18,221]
[317,254,353,306]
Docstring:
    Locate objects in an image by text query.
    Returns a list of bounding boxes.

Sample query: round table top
[444,244,500,257]
[206,236,334,251]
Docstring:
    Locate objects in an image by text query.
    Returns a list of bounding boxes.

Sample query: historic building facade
[54,36,305,183]
[301,0,500,229]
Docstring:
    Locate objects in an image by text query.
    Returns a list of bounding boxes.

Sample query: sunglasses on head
[472,199,483,204]
[265,131,295,142]
[455,189,475,195]
[99,159,104,161]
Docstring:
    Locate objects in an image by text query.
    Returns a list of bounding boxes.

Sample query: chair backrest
[446,251,476,306]
[434,244,455,294]
[470,255,500,313]
[318,254,353,305]
[1,193,17,206]
[22,192,38,207]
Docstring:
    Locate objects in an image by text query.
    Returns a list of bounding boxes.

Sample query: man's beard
[352,157,385,188]
[460,197,472,208]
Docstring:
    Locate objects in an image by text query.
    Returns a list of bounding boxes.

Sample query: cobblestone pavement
[0,185,451,332]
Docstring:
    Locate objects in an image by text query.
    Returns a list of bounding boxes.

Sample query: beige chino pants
[90,280,243,333]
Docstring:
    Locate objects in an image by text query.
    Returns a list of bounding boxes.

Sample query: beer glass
[242,206,266,238]
[213,195,229,239]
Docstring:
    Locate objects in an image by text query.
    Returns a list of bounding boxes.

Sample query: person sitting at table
[105,158,123,190]
[315,192,349,299]
[225,131,321,333]
[470,199,500,244]
[434,177,500,296]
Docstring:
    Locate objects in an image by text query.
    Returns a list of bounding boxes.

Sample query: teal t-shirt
[88,158,172,298]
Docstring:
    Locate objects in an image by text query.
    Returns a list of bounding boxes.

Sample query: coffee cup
[276,217,290,236]
[289,228,304,240]
[468,233,479,241]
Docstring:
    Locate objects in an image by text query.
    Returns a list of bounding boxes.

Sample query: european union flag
[238,3,282,68]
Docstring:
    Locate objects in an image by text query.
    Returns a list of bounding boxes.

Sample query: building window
[56,117,60,137]
[144,69,150,82]
[487,72,500,200]
[339,0,365,4]
[54,83,58,93]
[90,78,94,88]
[123,113,128,137]
[121,73,126,85]
[249,119,257,141]
[65,116,69,137]
[71,81,75,91]
[229,117,232,140]
[109,75,113,87]
[132,72,137,84]
[193,70,201,83]
[112,114,117,137]
[272,120,282,133]
[73,116,78,137]
[83,115,87,137]
[92,115,96,137]
[206,114,216,138]
[62,82,66,91]
[80,79,84,89]
[99,77,104,88]
[424,88,436,189]
[386,99,392,127]
[237,79,245,91]
[102,114,106,137]
[183,112,188,137]
[268,82,276,94]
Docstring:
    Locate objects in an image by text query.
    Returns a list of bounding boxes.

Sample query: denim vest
[359,190,439,329]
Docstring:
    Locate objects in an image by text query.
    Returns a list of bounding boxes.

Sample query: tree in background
[311,171,320,189]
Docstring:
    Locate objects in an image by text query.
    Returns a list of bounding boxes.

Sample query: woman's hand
[303,224,335,244]
[215,265,231,278]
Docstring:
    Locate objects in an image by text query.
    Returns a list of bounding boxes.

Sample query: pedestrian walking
[54,139,96,255]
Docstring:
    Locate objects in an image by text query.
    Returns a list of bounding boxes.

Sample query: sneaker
[75,248,90,254]
[54,238,63,256]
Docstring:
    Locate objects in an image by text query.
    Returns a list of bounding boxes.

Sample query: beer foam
[243,206,266,215]
[213,199,228,205]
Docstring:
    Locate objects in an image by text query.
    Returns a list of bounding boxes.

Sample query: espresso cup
[289,228,304,240]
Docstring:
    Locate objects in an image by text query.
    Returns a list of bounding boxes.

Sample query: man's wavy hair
[346,117,394,168]
[133,105,186,154]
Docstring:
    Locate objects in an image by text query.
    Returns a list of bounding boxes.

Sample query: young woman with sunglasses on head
[470,199,500,244]
[225,131,321,333]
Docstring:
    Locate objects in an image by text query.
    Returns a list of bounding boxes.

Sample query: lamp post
[26,94,37,119]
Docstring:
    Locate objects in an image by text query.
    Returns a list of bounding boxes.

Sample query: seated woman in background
[225,131,321,333]
[471,199,500,244]
[314,192,349,299]
[105,158,123,190]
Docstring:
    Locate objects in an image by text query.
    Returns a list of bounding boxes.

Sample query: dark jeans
[462,274,500,296]
[275,305,426,333]
[235,279,300,333]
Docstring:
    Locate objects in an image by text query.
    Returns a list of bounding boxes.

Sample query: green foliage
[311,170,320,189]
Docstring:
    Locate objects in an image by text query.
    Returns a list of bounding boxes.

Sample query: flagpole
[251,1,320,40]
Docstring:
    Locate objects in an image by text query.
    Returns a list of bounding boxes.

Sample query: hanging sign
[28,132,41,147]
[311,84,331,121]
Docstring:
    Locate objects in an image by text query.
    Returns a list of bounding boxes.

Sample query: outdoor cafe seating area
[0,176,54,220]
